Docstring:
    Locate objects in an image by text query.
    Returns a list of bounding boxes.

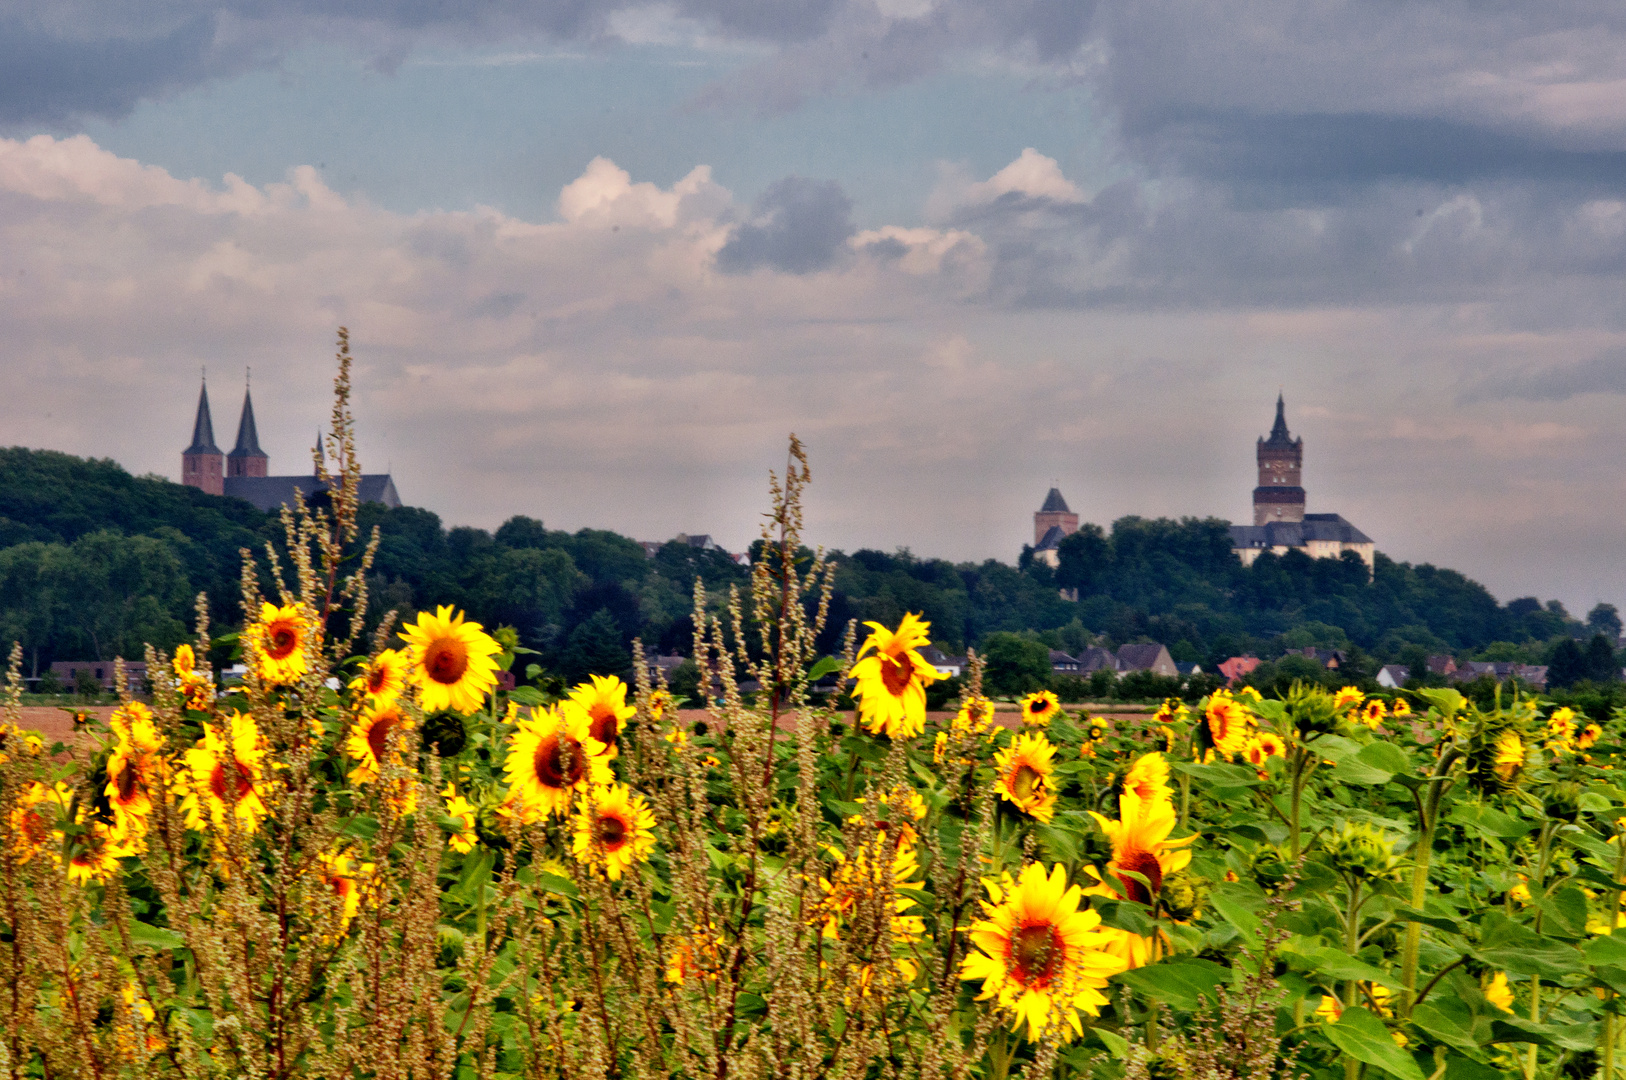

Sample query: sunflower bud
[1285,683,1339,737]
[1160,872,1208,923]
[422,711,468,757]
[1324,822,1399,880]
[1544,781,1583,823]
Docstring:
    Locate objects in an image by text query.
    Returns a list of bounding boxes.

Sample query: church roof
[1039,487,1071,513]
[223,474,401,513]
[228,387,268,460]
[1261,392,1299,447]
[184,382,222,455]
[1035,524,1066,550]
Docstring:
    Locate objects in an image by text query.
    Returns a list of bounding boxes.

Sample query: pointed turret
[181,378,225,495]
[1034,486,1080,548]
[1253,393,1304,525]
[227,381,269,478]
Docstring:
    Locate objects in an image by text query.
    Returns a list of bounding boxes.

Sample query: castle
[181,378,401,513]
[1031,394,1373,570]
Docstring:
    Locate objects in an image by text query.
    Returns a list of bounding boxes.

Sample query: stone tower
[1034,488,1079,547]
[227,381,270,478]
[1253,393,1305,526]
[181,379,225,495]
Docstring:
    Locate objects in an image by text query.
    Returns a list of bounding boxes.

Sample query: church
[1030,394,1373,570]
[181,378,401,513]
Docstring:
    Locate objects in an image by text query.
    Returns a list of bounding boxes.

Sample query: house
[1049,650,1080,674]
[1077,646,1123,675]
[1116,643,1178,678]
[1175,661,1203,677]
[920,646,965,678]
[1449,662,1548,691]
[1286,646,1347,670]
[49,660,148,691]
[1427,655,1457,676]
[1376,664,1409,688]
[1218,656,1262,684]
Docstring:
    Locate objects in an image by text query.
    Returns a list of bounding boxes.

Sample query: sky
[3,2,1626,615]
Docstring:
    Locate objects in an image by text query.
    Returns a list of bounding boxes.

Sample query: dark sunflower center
[1012,765,1042,802]
[114,760,140,802]
[1011,923,1062,984]
[210,758,255,801]
[424,638,469,686]
[367,665,389,694]
[880,654,914,696]
[21,810,48,845]
[597,814,628,850]
[1028,700,1044,714]
[589,705,619,747]
[367,713,400,761]
[267,624,299,660]
[534,734,585,788]
[328,875,352,900]
[1117,847,1162,905]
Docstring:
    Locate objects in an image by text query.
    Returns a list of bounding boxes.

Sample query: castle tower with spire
[1252,393,1305,526]
[226,378,269,478]
[181,379,225,495]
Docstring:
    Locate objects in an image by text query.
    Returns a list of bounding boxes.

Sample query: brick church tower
[181,379,225,495]
[1034,487,1079,546]
[227,380,269,478]
[1252,393,1305,525]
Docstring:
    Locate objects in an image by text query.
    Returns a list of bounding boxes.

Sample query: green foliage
[981,632,1052,696]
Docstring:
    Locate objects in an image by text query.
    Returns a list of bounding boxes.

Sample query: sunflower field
[3,348,1626,1080]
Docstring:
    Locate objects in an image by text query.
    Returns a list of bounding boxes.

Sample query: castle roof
[228,387,268,460]
[1229,513,1372,550]
[1035,524,1066,551]
[184,381,222,456]
[1261,392,1299,448]
[1039,487,1071,513]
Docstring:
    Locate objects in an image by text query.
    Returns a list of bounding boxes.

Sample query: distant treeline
[0,447,1615,690]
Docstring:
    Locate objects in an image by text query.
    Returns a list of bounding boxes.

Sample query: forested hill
[0,447,1608,683]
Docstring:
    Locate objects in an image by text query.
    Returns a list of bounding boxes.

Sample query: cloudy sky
[4,1,1626,613]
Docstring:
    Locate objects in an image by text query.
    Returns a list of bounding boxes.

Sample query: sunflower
[1358,700,1386,729]
[960,862,1129,1039]
[503,703,612,821]
[1483,972,1515,1013]
[994,732,1058,822]
[1580,723,1604,750]
[350,648,409,706]
[571,783,657,881]
[179,710,273,834]
[105,702,165,836]
[1332,686,1364,711]
[1151,698,1188,726]
[814,835,925,987]
[172,644,214,710]
[665,925,725,987]
[1088,792,1196,907]
[1019,690,1061,727]
[316,850,374,932]
[401,606,503,714]
[1390,697,1412,718]
[248,602,313,685]
[954,697,995,736]
[1548,708,1577,753]
[647,688,673,722]
[345,701,415,785]
[1242,733,1287,774]
[1204,690,1253,759]
[1080,872,1168,969]
[849,613,940,739]
[569,674,638,754]
[443,783,480,853]
[117,983,166,1057]
[10,782,70,865]
[66,819,124,885]
[1121,751,1172,806]
[1492,731,1526,785]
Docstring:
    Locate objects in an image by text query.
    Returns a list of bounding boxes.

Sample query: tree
[1584,633,1619,684]
[1588,603,1623,640]
[1549,638,1586,689]
[1055,525,1110,595]
[561,608,630,685]
[980,633,1051,697]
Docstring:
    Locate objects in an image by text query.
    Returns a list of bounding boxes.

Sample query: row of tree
[0,448,1617,692]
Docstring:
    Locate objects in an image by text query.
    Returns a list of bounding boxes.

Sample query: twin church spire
[181,375,269,495]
